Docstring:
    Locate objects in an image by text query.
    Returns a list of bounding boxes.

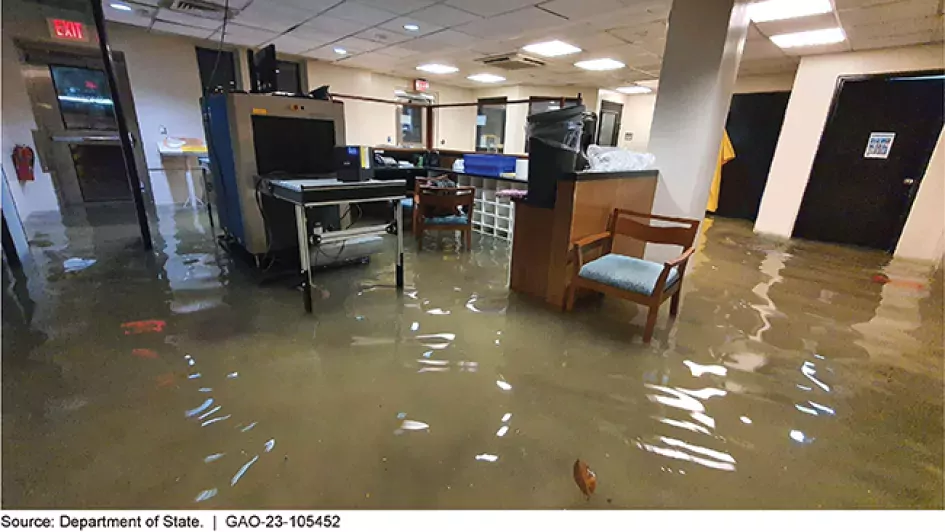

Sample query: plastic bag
[525,107,585,153]
[585,145,656,172]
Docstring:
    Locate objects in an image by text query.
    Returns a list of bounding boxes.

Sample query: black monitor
[253,44,278,93]
[251,115,336,176]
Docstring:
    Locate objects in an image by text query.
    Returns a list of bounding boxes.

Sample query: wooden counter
[509,170,659,309]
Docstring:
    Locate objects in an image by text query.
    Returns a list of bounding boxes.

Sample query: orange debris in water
[132,348,158,359]
[573,459,597,499]
[121,320,166,335]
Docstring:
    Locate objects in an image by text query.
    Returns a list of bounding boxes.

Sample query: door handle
[903,178,916,185]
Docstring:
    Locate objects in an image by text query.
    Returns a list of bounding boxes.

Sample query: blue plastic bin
[463,154,517,177]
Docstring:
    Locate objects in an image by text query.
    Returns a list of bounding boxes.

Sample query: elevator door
[20,44,150,206]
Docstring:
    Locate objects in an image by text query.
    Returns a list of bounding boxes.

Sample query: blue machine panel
[203,93,245,244]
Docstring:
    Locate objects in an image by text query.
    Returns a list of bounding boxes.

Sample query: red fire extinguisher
[12,145,35,182]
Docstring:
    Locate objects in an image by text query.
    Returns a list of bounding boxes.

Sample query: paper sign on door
[864,132,895,159]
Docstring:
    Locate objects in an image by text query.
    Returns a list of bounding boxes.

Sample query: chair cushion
[578,253,679,296]
[401,197,414,209]
[424,215,469,225]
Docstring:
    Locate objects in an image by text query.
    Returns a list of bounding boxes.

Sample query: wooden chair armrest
[665,247,695,268]
[570,231,613,268]
[572,231,612,249]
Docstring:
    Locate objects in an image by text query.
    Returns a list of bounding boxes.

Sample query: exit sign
[48,18,90,42]
[413,79,429,92]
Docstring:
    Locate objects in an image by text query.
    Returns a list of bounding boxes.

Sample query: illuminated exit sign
[48,18,90,42]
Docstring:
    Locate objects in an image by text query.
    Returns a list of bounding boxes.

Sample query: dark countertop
[563,169,660,181]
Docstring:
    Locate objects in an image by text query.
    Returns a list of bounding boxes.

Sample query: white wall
[754,44,944,261]
[597,89,658,152]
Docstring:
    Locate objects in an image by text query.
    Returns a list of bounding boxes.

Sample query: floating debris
[573,460,597,499]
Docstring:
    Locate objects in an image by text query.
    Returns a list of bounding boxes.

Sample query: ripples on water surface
[2,208,942,508]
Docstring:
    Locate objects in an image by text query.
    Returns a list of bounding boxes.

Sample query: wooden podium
[509,170,659,309]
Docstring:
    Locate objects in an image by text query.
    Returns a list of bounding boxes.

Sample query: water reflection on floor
[2,207,942,509]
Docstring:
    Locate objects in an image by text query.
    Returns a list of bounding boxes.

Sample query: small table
[266,178,407,313]
[156,137,208,209]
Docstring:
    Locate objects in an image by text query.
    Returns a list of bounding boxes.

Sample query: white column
[647,0,750,221]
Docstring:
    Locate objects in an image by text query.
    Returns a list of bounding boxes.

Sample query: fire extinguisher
[12,145,35,182]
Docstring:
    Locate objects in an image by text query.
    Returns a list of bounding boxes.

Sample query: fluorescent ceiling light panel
[574,58,625,71]
[333,48,348,55]
[748,0,833,22]
[770,28,845,48]
[522,40,582,57]
[417,63,459,74]
[616,86,652,94]
[403,24,420,31]
[110,2,133,10]
[467,73,506,83]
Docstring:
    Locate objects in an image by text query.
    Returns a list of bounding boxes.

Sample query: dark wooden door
[597,100,623,147]
[793,72,944,251]
[716,91,790,221]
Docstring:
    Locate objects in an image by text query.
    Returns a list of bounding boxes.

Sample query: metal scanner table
[266,178,407,313]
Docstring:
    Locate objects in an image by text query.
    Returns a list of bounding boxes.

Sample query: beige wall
[754,44,944,263]
[895,130,944,262]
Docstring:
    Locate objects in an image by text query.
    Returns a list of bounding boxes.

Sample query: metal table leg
[295,204,313,313]
[396,199,404,289]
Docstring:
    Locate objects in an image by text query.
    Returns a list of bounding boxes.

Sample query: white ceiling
[108,0,945,89]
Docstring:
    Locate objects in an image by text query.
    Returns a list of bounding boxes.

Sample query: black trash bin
[526,105,586,208]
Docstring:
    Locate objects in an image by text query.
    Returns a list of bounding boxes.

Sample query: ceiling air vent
[164,0,236,20]
[477,53,545,71]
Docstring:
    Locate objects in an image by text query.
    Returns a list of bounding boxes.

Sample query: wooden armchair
[414,176,475,250]
[566,209,699,343]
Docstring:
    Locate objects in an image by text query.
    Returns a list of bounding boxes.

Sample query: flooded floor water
[2,206,943,509]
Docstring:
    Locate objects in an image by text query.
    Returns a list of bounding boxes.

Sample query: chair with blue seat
[566,209,699,343]
[414,176,474,250]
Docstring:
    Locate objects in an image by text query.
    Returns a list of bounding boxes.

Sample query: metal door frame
[597,99,623,147]
[16,39,153,208]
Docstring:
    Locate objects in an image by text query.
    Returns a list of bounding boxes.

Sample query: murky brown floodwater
[2,206,942,509]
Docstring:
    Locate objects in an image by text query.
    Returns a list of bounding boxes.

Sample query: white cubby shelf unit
[455,175,527,242]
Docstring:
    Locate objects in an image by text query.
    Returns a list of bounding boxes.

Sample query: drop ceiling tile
[105,3,154,27]
[276,0,342,12]
[353,27,414,45]
[410,3,481,27]
[834,0,898,8]
[444,0,538,18]
[780,41,850,57]
[378,16,443,37]
[374,45,421,59]
[838,0,941,25]
[332,36,387,53]
[845,15,944,41]
[151,20,215,38]
[211,23,278,47]
[294,15,371,38]
[850,29,944,51]
[565,28,627,51]
[456,7,567,39]
[584,4,668,31]
[265,34,329,54]
[607,20,667,46]
[200,0,254,8]
[742,37,788,60]
[400,29,481,51]
[594,43,662,67]
[322,1,399,25]
[539,0,626,20]
[301,47,346,61]
[156,8,223,30]
[356,0,438,14]
[232,0,315,32]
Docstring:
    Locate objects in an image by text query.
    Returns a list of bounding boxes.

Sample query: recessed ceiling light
[417,63,458,74]
[748,0,833,23]
[110,2,133,11]
[467,73,506,83]
[574,58,625,71]
[770,28,845,48]
[522,40,582,57]
[403,23,420,31]
[616,86,652,94]
[333,47,348,55]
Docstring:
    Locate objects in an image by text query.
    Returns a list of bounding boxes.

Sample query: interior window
[276,60,302,94]
[476,98,507,153]
[399,105,424,146]
[195,46,238,93]
[49,65,116,131]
